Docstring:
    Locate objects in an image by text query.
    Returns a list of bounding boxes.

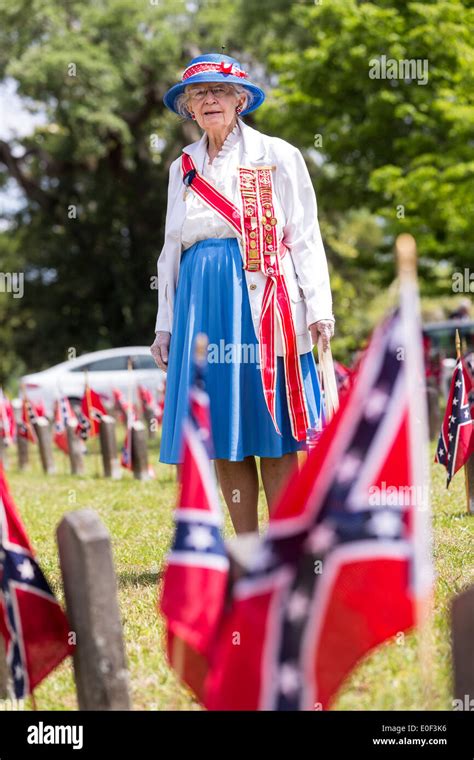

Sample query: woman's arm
[277,144,335,331]
[151,159,180,370]
[155,159,180,333]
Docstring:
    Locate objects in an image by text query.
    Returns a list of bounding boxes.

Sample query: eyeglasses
[188,85,233,101]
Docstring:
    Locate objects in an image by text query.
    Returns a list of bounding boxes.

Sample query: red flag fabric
[137,385,154,411]
[76,385,106,438]
[112,388,135,423]
[53,397,78,454]
[203,308,432,710]
[33,400,47,418]
[333,360,354,395]
[120,427,133,470]
[156,383,165,426]
[0,465,74,697]
[0,391,16,445]
[159,345,229,699]
[434,357,474,487]
[18,398,37,443]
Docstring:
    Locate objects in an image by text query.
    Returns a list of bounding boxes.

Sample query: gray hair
[174,83,253,120]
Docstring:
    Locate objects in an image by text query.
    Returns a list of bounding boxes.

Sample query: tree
[239,0,474,287]
[0,0,242,377]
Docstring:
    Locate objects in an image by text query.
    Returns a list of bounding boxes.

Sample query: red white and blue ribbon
[181,153,310,441]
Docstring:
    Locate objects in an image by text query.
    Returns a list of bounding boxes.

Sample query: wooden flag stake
[126,358,133,475]
[84,370,99,478]
[395,233,435,708]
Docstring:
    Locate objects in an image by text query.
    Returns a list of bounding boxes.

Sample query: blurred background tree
[238,0,474,357]
[0,0,472,385]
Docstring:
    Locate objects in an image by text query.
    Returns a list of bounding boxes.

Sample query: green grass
[2,432,473,711]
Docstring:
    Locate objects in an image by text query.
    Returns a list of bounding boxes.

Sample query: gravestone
[451,584,474,705]
[57,509,131,710]
[99,415,122,479]
[0,634,8,700]
[33,417,56,474]
[66,420,85,475]
[131,420,151,480]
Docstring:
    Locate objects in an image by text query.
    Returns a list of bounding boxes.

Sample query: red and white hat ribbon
[182,61,249,81]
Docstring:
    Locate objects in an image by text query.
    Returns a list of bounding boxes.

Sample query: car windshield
[423,323,474,358]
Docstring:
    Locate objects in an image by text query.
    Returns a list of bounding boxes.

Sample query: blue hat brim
[163,73,265,118]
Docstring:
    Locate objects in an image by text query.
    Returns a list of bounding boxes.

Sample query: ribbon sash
[181,153,310,441]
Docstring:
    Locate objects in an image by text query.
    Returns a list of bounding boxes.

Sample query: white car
[20,346,165,417]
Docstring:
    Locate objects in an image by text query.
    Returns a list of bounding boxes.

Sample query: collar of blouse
[202,120,241,173]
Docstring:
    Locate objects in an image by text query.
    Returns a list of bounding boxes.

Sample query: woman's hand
[150,331,171,371]
[309,320,335,352]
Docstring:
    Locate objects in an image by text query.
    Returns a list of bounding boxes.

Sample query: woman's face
[186,84,245,131]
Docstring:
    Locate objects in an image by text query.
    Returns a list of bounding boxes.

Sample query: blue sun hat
[163,53,266,118]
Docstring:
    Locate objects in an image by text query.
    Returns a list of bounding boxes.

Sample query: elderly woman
[151,53,335,534]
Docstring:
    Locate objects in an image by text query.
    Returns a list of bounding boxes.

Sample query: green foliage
[240,0,474,348]
[1,0,472,379]
[0,0,228,379]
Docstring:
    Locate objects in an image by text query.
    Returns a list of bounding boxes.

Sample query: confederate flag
[0,465,74,697]
[434,357,474,487]
[204,308,432,710]
[76,384,106,439]
[17,397,38,443]
[112,388,135,424]
[159,337,229,700]
[0,390,16,445]
[53,397,78,454]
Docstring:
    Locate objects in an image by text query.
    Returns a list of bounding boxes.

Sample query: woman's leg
[214,456,259,534]
[260,452,299,515]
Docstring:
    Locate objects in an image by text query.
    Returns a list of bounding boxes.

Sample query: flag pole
[127,358,133,471]
[316,337,339,422]
[20,383,37,447]
[84,370,98,478]
[396,233,435,709]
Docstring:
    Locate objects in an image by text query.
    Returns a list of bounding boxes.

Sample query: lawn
[2,429,473,711]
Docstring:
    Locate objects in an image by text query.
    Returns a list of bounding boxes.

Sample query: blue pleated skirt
[159,238,322,464]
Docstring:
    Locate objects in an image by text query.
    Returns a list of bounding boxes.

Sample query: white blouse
[180,120,242,251]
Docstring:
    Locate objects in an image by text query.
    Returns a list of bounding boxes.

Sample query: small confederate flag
[120,428,132,470]
[76,384,106,439]
[53,397,78,454]
[434,357,474,487]
[137,385,155,413]
[156,382,166,426]
[120,402,136,472]
[112,388,135,424]
[159,336,229,700]
[0,465,74,697]
[119,408,155,477]
[204,308,432,710]
[18,397,38,443]
[0,390,16,446]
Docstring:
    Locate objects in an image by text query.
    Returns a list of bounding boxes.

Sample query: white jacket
[155,117,335,355]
